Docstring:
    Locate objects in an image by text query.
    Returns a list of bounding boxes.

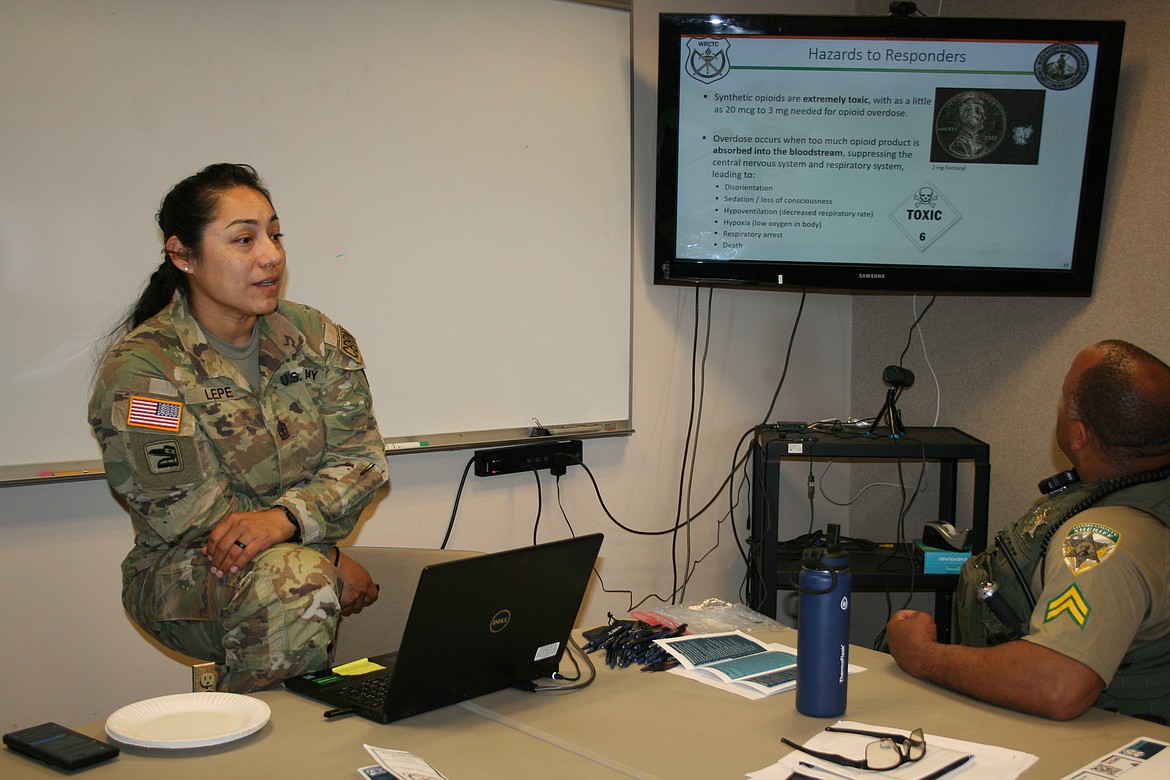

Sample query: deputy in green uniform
[90,163,389,692]
[886,340,1170,723]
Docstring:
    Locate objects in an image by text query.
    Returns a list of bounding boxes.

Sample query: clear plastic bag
[631,598,788,636]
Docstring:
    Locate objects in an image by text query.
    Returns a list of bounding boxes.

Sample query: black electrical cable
[894,295,935,376]
[674,287,714,603]
[861,295,935,429]
[439,455,476,549]
[525,636,596,692]
[530,466,543,546]
[523,285,805,611]
[759,290,807,426]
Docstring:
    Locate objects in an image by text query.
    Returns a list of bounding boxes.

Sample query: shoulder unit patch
[1062,522,1119,575]
[336,324,362,363]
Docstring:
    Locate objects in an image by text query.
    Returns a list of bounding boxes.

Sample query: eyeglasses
[781,726,926,771]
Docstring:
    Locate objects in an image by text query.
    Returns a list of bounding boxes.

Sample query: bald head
[1061,340,1170,477]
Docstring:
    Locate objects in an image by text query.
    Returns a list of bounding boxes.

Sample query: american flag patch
[127,396,183,432]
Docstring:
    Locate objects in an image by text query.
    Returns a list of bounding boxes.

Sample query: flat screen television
[654,12,1125,296]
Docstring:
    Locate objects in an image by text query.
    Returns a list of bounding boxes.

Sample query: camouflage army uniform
[89,291,388,692]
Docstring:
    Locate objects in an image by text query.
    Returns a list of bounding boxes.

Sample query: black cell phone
[3,722,119,771]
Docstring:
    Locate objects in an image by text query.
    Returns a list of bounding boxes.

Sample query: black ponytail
[127,259,187,330]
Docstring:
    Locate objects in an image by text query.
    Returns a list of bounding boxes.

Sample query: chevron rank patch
[1045,583,1091,628]
[1062,522,1119,576]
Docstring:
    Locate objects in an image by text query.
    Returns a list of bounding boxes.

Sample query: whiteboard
[0,0,631,468]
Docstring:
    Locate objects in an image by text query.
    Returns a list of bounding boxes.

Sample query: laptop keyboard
[338,654,397,708]
[342,675,391,708]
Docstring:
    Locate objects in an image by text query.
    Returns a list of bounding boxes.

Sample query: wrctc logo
[889,181,961,250]
[685,37,731,83]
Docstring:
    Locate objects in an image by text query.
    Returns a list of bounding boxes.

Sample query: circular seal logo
[1062,523,1119,575]
[934,90,1006,161]
[1034,43,1089,90]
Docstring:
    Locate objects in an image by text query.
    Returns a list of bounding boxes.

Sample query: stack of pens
[582,618,689,672]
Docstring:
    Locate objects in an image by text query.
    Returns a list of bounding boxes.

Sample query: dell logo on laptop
[490,610,512,633]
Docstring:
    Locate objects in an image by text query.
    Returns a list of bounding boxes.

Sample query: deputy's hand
[203,508,296,578]
[885,609,940,677]
[334,550,380,616]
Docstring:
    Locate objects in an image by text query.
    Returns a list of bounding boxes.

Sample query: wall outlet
[192,662,218,692]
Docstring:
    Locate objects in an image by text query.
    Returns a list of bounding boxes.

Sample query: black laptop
[285,533,603,723]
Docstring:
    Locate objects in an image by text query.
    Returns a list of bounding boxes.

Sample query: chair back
[334,546,482,662]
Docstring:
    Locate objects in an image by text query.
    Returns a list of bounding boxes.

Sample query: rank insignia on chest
[127,395,184,432]
[1022,506,1049,537]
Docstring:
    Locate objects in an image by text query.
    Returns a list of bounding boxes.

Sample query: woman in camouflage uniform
[90,164,389,692]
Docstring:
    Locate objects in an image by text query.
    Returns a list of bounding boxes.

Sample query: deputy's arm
[885,609,1104,720]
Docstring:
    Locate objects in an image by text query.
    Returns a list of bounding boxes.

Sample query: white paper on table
[748,720,1037,780]
[363,744,448,780]
[1057,737,1170,779]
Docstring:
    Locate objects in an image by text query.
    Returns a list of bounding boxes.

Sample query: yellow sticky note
[332,658,386,676]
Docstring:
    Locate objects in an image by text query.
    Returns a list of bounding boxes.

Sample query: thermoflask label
[839,596,849,610]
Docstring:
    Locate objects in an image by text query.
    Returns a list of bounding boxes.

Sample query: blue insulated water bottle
[795,541,851,717]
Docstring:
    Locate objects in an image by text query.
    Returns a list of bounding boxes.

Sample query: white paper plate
[105,692,270,749]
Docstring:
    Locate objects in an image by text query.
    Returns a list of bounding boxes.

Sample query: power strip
[473,440,582,477]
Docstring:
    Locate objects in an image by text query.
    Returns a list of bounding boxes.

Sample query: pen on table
[785,768,820,780]
[323,706,355,719]
[797,754,972,780]
[38,470,96,477]
[584,623,627,652]
[920,754,972,780]
[640,658,679,673]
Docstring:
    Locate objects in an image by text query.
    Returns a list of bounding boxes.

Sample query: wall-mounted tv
[654,13,1125,296]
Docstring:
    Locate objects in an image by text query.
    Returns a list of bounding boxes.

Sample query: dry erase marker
[387,441,429,450]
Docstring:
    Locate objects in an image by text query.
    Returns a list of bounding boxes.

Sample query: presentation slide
[674,34,1100,270]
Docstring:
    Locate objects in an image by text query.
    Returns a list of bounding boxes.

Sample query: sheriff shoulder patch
[1062,522,1119,575]
[127,395,183,432]
[1045,583,1091,628]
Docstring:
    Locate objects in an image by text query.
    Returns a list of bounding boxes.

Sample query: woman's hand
[334,550,380,615]
[202,508,296,578]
